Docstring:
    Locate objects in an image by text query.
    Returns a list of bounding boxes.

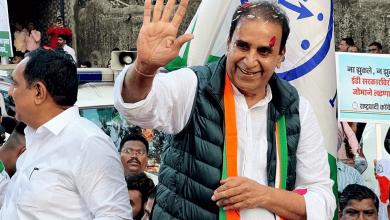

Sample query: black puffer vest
[152,56,300,220]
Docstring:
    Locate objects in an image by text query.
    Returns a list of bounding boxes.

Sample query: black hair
[13,51,24,59]
[112,47,120,52]
[147,186,157,220]
[23,48,78,106]
[58,34,68,42]
[228,1,290,54]
[13,122,27,135]
[342,38,355,47]
[119,133,149,154]
[339,184,379,213]
[147,186,156,200]
[15,21,23,27]
[369,42,382,50]
[81,60,92,67]
[347,45,359,52]
[125,172,155,209]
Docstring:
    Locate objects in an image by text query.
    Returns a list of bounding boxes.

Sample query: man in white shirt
[114,0,335,219]
[1,48,132,219]
[57,34,77,63]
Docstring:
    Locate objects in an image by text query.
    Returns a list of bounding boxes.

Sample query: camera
[57,18,62,24]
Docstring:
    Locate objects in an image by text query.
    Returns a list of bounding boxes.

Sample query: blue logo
[277,0,333,82]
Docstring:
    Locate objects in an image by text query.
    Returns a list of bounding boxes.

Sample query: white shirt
[114,65,336,220]
[0,170,9,208]
[0,106,132,220]
[63,44,77,63]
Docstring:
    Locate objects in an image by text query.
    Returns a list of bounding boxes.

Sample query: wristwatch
[0,160,4,173]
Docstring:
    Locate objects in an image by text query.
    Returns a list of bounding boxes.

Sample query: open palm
[136,0,193,71]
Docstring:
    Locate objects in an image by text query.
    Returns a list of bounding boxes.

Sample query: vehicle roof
[75,82,115,108]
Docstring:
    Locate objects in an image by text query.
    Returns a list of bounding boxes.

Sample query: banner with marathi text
[0,0,13,57]
[337,52,390,123]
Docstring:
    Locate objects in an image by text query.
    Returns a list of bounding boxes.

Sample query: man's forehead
[123,140,146,149]
[346,198,376,210]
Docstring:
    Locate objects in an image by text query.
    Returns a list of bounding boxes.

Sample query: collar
[231,82,272,108]
[24,106,79,148]
[337,159,346,171]
[42,106,79,136]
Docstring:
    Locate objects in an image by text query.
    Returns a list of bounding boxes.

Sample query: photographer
[46,15,73,49]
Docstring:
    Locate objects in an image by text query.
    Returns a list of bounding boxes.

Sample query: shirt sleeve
[46,26,55,35]
[113,65,198,134]
[64,28,73,38]
[74,135,132,220]
[0,170,10,208]
[294,97,336,219]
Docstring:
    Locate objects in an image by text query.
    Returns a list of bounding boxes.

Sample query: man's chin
[127,166,143,173]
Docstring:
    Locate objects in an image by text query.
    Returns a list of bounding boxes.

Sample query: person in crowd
[107,47,121,68]
[339,184,379,220]
[81,60,92,68]
[347,45,359,53]
[339,37,355,52]
[0,48,132,219]
[46,15,73,49]
[11,52,24,64]
[120,133,149,174]
[125,172,155,220]
[0,122,26,178]
[23,22,41,52]
[0,122,26,208]
[114,0,335,219]
[369,42,383,54]
[337,159,364,192]
[13,21,28,52]
[57,34,77,63]
[141,186,156,220]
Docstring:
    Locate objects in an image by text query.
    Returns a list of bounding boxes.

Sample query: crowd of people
[6,15,93,67]
[0,0,389,219]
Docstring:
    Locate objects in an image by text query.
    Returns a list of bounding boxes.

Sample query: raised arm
[31,30,41,43]
[121,0,193,104]
[46,25,55,35]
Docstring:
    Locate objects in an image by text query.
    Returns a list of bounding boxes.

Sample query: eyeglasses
[121,149,146,156]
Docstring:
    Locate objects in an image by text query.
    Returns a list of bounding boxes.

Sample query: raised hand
[135,0,194,74]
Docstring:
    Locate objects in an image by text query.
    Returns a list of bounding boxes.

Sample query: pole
[376,123,382,159]
[60,0,64,17]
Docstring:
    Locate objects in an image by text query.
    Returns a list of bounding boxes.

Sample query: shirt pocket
[17,171,59,212]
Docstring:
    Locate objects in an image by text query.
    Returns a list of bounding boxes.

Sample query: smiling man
[120,133,149,174]
[114,0,335,219]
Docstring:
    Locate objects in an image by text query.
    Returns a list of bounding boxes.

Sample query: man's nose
[244,50,259,69]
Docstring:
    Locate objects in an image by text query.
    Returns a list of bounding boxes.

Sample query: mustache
[127,158,141,165]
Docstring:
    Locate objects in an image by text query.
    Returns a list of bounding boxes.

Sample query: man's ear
[34,82,48,105]
[276,47,286,69]
[17,146,26,157]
